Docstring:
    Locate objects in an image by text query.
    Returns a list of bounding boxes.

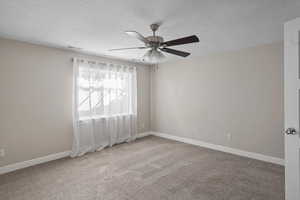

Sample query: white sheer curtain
[71,58,137,157]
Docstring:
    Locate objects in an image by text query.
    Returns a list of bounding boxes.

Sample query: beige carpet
[0,136,284,200]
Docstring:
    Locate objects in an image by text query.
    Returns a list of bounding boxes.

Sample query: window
[72,58,138,156]
[76,61,136,120]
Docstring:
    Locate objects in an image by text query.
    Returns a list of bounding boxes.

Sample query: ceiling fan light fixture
[143,49,166,63]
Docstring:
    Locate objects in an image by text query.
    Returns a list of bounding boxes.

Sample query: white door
[285,17,300,200]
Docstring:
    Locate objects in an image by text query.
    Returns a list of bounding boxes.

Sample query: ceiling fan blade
[125,31,149,44]
[162,35,199,47]
[160,48,191,57]
[108,47,148,51]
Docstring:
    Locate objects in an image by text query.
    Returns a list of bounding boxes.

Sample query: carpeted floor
[0,136,284,200]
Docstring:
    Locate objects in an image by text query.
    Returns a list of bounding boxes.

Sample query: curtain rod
[71,57,135,68]
[72,57,108,65]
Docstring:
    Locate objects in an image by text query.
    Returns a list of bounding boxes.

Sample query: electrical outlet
[0,149,5,157]
[227,133,232,141]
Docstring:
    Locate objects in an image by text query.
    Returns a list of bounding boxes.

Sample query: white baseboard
[0,151,71,175]
[150,131,284,166]
[0,131,283,175]
[137,131,152,138]
[0,132,151,175]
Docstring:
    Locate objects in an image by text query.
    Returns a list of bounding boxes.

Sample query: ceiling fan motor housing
[146,36,164,49]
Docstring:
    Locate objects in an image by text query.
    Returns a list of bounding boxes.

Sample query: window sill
[78,114,135,122]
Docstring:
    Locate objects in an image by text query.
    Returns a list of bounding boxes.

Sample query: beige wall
[0,38,151,166]
[0,38,284,167]
[151,43,284,158]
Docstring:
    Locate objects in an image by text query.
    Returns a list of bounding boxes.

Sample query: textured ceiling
[0,0,299,63]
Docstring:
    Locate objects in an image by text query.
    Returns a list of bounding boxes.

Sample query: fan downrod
[150,23,160,35]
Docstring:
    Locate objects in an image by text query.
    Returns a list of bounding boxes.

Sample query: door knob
[285,128,297,135]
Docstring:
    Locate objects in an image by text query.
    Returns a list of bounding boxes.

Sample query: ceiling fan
[109,23,199,63]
